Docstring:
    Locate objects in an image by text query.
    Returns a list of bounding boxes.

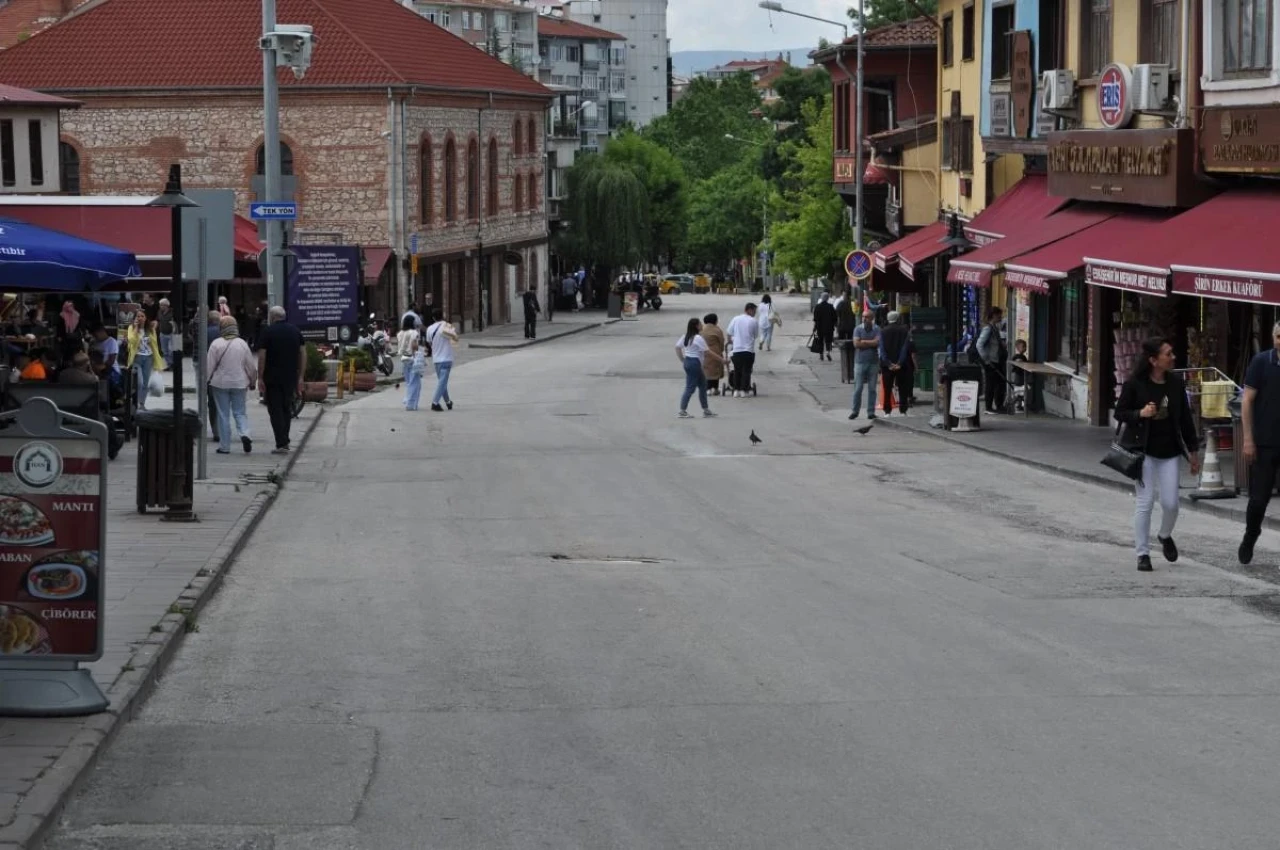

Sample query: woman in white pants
[1114,337,1201,572]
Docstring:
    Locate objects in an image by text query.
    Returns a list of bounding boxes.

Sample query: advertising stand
[0,398,109,716]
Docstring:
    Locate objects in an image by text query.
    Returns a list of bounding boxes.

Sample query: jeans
[159,334,172,366]
[211,385,250,449]
[403,361,423,410]
[730,350,755,392]
[134,354,153,409]
[882,367,913,414]
[524,314,537,339]
[760,324,774,350]
[680,356,708,411]
[432,361,453,406]
[851,359,877,415]
[1246,445,1280,536]
[264,383,293,449]
[1135,454,1180,556]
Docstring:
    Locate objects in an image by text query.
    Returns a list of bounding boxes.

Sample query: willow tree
[556,154,650,292]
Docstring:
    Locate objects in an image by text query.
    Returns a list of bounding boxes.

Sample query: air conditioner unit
[1132,64,1171,110]
[1039,69,1075,110]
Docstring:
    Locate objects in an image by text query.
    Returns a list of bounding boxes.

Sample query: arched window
[419,136,433,228]
[512,119,523,156]
[487,138,498,217]
[527,172,538,212]
[466,138,478,220]
[58,142,80,194]
[254,141,294,175]
[444,138,457,222]
[513,171,524,212]
[526,117,537,156]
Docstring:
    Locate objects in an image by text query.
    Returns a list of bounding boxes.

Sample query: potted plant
[301,343,329,402]
[345,347,377,391]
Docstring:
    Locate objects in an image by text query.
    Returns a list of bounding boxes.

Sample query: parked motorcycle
[358,315,395,376]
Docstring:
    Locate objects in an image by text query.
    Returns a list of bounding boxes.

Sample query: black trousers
[881,367,913,414]
[264,383,294,449]
[730,351,755,391]
[983,363,1007,411]
[817,330,834,356]
[1246,446,1280,535]
[524,313,537,339]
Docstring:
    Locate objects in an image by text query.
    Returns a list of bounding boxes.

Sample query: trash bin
[135,408,199,514]
[607,292,622,319]
[838,340,854,383]
[942,361,984,431]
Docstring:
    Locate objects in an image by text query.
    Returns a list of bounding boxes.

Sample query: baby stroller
[725,357,757,397]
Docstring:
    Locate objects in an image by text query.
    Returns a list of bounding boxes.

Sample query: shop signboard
[1096,63,1134,130]
[0,398,108,716]
[1047,128,1209,207]
[1010,31,1034,138]
[946,264,991,286]
[621,291,639,320]
[1015,295,1031,343]
[1200,106,1280,174]
[990,93,1011,138]
[949,380,980,417]
[286,244,361,343]
[1084,262,1169,296]
[1171,268,1280,306]
[1005,269,1053,294]
[833,156,858,183]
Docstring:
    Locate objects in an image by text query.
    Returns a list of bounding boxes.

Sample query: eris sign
[1097,63,1133,130]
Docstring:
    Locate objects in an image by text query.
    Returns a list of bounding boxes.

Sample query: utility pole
[760,194,769,290]
[854,0,865,250]
[262,0,282,308]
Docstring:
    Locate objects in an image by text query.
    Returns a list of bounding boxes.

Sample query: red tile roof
[0,0,84,50]
[537,15,623,41]
[861,16,937,48]
[0,0,552,96]
[0,82,77,106]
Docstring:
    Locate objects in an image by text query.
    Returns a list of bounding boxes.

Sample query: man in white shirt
[423,308,457,412]
[725,303,759,398]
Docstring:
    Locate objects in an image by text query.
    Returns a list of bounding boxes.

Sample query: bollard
[1190,428,1234,501]
[335,361,345,400]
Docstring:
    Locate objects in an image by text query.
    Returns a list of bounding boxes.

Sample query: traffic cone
[1190,429,1234,501]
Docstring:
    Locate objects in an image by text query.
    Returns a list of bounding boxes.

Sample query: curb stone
[467,318,619,350]
[2,408,325,850]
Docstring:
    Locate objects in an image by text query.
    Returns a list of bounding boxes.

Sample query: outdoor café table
[1009,360,1069,417]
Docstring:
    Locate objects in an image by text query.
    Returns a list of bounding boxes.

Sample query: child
[1011,338,1028,411]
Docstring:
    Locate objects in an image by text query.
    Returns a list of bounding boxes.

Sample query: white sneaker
[736,391,745,398]
[677,410,690,418]
[703,409,717,417]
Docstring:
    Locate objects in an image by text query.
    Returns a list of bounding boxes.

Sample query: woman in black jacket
[1115,337,1202,572]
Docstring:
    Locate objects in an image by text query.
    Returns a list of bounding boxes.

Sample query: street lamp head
[581,100,594,109]
[147,164,198,209]
[758,1,784,10]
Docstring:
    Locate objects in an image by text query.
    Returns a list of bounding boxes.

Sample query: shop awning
[872,221,945,272]
[363,246,393,284]
[963,174,1067,246]
[0,202,170,260]
[1004,211,1174,294]
[945,205,1118,288]
[234,215,264,262]
[899,225,954,280]
[868,263,918,293]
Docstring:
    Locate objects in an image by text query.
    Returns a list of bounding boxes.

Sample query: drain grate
[549,554,666,565]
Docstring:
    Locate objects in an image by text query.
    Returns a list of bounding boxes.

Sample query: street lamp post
[262,0,283,309]
[724,133,770,290]
[758,0,863,251]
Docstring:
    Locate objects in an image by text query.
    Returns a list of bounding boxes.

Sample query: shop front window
[1055,278,1086,367]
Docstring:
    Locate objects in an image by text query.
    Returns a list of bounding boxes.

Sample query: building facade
[564,0,668,127]
[403,0,540,74]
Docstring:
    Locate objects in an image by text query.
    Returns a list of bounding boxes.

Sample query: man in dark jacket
[812,293,837,361]
[878,311,913,416]
[521,286,541,340]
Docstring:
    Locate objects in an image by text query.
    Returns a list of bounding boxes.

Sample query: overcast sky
[668,0,851,54]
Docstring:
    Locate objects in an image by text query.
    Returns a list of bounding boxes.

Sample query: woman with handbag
[1114,337,1201,572]
[125,312,166,411]
[206,316,257,454]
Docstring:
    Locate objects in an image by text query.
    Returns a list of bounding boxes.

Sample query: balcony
[580,58,601,70]
[552,121,579,139]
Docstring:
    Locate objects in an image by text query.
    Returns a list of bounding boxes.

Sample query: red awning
[945,205,1118,288]
[363,246,393,284]
[963,174,1067,246]
[899,225,953,280]
[234,215,264,262]
[873,221,945,272]
[1164,191,1280,305]
[1,203,170,259]
[868,263,919,293]
[1004,211,1175,294]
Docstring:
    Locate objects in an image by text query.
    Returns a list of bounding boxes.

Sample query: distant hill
[671,48,817,77]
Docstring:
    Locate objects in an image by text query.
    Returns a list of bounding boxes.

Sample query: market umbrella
[0,218,140,291]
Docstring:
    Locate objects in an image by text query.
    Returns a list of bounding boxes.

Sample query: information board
[286,245,361,343]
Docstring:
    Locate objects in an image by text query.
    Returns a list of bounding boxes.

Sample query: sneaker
[735,391,744,398]
[1137,555,1154,572]
[1239,531,1259,565]
[677,410,690,418]
[431,404,444,412]
[1158,535,1178,563]
[868,414,877,420]
[241,436,252,454]
[702,409,717,417]
[446,401,454,410]
[215,449,231,455]
[271,447,289,455]
[849,412,859,420]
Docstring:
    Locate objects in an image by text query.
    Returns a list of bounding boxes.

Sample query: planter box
[352,372,377,392]
[301,381,329,402]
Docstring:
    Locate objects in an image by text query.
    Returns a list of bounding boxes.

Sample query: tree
[770,96,849,282]
[854,0,937,30]
[602,131,688,267]
[766,66,831,128]
[643,74,766,182]
[557,154,650,278]
[680,163,767,272]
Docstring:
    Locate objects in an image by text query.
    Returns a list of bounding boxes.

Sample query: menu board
[0,436,103,661]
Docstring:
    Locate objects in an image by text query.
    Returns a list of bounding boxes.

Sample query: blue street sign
[250,202,298,221]
[410,233,419,254]
[845,249,873,280]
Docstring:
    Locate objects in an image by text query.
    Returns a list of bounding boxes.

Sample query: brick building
[0,0,554,330]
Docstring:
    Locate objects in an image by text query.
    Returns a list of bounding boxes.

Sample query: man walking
[849,310,880,420]
[1239,323,1280,563]
[725,302,759,398]
[256,306,305,454]
[878,311,913,416]
[812,293,837,361]
[522,285,541,340]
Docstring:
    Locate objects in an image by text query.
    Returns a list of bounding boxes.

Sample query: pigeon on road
[749,430,762,445]
[855,424,874,435]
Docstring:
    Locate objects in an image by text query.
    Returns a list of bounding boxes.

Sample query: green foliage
[304,342,326,382]
[559,154,650,269]
[770,96,849,281]
[856,0,937,30]
[681,163,768,271]
[343,346,374,373]
[765,66,831,127]
[602,132,688,266]
[643,74,767,182]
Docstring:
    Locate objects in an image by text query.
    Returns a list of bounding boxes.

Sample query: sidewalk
[797,352,1265,530]
[0,398,324,850]
[466,309,618,349]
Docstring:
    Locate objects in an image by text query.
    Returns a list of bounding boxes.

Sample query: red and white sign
[1005,269,1053,294]
[1097,63,1134,130]
[1172,269,1280,306]
[946,264,991,287]
[950,380,980,417]
[1085,262,1168,296]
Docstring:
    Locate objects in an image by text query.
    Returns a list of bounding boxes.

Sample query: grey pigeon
[749,430,762,445]
[855,424,873,435]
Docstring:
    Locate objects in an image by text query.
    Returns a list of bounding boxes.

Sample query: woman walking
[397,315,424,411]
[757,294,781,352]
[206,316,257,454]
[700,313,726,395]
[1115,337,1201,572]
[676,317,723,418]
[125,312,165,410]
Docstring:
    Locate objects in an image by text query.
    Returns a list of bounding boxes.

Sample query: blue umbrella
[0,218,140,291]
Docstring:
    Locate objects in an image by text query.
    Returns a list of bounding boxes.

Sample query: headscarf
[60,301,79,334]
[217,296,231,317]
[219,316,239,340]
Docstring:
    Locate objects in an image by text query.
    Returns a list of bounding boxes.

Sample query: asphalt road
[45,294,1280,850]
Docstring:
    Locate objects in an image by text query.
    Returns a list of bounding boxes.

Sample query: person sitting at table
[17,349,46,381]
[59,352,98,386]
[91,325,120,377]
[90,350,123,407]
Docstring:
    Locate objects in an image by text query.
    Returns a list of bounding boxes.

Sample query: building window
[1140,0,1181,67]
[1082,0,1112,78]
[527,172,538,211]
[990,3,1016,79]
[27,120,43,187]
[444,138,457,222]
[526,117,537,155]
[959,117,974,171]
[833,80,850,151]
[566,45,580,62]
[962,4,975,60]
[255,141,294,176]
[0,120,13,187]
[1222,0,1273,73]
[487,138,499,216]
[1039,0,1065,70]
[942,14,955,66]
[941,119,952,169]
[514,171,524,212]
[59,141,79,194]
[513,118,523,156]
[1053,278,1086,367]
[941,118,973,171]
[466,138,478,220]
[419,136,432,227]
